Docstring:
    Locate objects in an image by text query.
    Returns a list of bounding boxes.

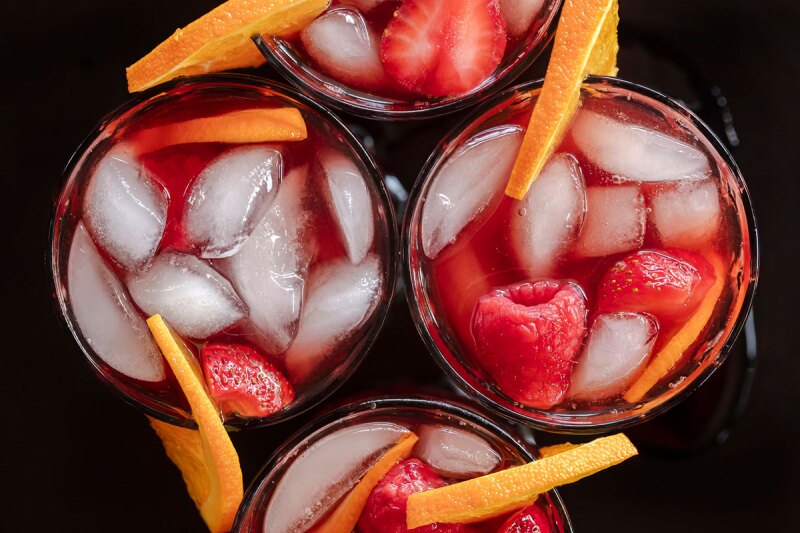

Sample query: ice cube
[300,7,387,90]
[414,425,501,479]
[320,150,374,265]
[183,146,281,259]
[511,154,587,276]
[128,252,246,339]
[67,223,165,382]
[571,110,711,183]
[574,185,645,257]
[422,125,523,258]
[264,422,410,533]
[224,167,310,354]
[284,255,382,380]
[83,144,167,270]
[651,179,721,248]
[570,312,658,400]
[500,0,546,37]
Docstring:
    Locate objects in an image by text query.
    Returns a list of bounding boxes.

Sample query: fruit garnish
[624,255,727,403]
[359,458,469,533]
[472,280,587,408]
[314,432,419,533]
[132,108,307,153]
[538,442,578,458]
[146,315,243,533]
[597,249,713,320]
[126,0,330,92]
[505,0,619,199]
[498,503,554,533]
[380,0,506,97]
[201,343,295,419]
[406,433,637,528]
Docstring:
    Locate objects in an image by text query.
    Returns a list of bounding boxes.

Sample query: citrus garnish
[538,442,579,458]
[624,255,727,403]
[315,432,419,533]
[126,0,330,92]
[133,107,307,153]
[146,314,243,533]
[505,0,619,200]
[406,433,637,528]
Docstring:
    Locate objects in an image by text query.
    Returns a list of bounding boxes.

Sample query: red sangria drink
[406,77,758,432]
[233,397,572,532]
[255,0,562,118]
[50,75,396,428]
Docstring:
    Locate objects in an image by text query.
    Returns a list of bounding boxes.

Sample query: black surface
[3,1,799,531]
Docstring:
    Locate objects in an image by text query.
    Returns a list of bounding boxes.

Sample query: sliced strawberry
[427,0,507,97]
[200,343,294,418]
[597,249,715,320]
[357,458,470,533]
[498,504,554,533]
[380,0,506,97]
[472,280,587,409]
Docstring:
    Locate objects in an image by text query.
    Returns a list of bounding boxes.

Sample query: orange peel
[624,255,728,403]
[314,432,419,533]
[505,0,619,200]
[147,315,243,533]
[538,442,579,458]
[126,0,330,92]
[406,433,637,528]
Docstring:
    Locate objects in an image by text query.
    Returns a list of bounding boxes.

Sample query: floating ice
[511,154,586,276]
[574,185,645,257]
[571,110,711,183]
[284,256,382,380]
[571,312,658,400]
[500,0,546,37]
[320,150,374,265]
[83,144,167,270]
[414,424,501,479]
[264,422,410,533]
[183,146,281,259]
[67,223,165,382]
[651,179,721,248]
[422,125,523,258]
[301,7,387,90]
[225,167,309,354]
[128,252,246,339]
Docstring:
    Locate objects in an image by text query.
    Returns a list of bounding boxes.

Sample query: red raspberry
[472,280,587,409]
[498,504,554,533]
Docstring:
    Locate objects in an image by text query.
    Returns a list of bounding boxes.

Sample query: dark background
[3,0,799,531]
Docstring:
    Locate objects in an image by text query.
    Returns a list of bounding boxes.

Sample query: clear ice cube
[301,7,387,90]
[572,110,711,183]
[183,146,282,259]
[83,144,167,270]
[422,125,523,258]
[651,179,721,248]
[320,150,374,265]
[127,252,246,339]
[414,424,501,479]
[284,255,382,381]
[263,422,410,533]
[68,222,165,382]
[574,185,645,257]
[570,312,658,400]
[511,154,587,276]
[500,0,546,37]
[224,166,310,354]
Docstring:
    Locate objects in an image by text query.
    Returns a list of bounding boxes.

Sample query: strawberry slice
[380,0,506,97]
[472,280,587,409]
[357,458,470,533]
[200,343,294,418]
[498,504,555,533]
[597,249,715,321]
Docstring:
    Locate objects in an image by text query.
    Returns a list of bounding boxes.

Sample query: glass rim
[402,75,760,434]
[251,0,563,120]
[232,395,574,532]
[48,72,398,430]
